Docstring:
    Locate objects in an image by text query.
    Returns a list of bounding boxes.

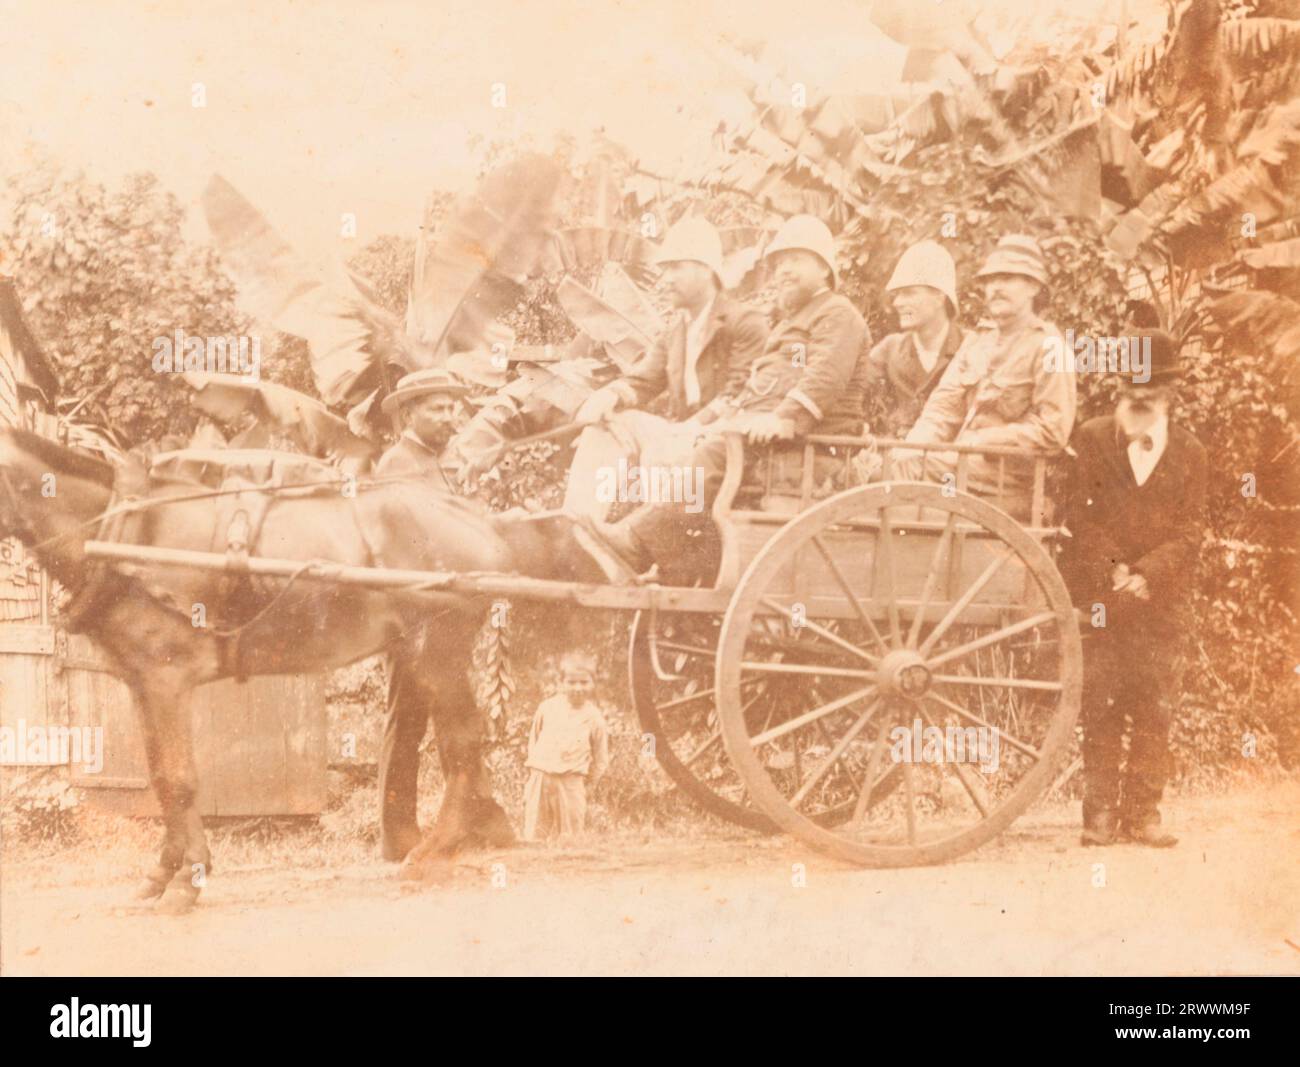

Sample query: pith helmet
[975,234,1050,289]
[655,216,725,285]
[886,240,958,314]
[380,367,471,415]
[764,214,839,289]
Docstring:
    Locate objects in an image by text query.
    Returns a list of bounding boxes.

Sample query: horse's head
[0,428,116,571]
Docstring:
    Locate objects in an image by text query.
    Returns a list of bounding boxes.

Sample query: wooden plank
[282,673,327,813]
[0,625,55,655]
[0,652,51,731]
[66,631,329,815]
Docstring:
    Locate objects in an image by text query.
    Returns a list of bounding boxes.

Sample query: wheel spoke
[740,661,875,680]
[789,697,883,809]
[652,639,716,658]
[925,691,1041,761]
[849,710,894,826]
[918,548,1014,656]
[655,686,716,713]
[876,505,903,648]
[926,611,1057,669]
[906,512,956,649]
[901,754,917,845]
[811,535,889,655]
[759,596,880,667]
[919,704,990,818]
[684,729,723,768]
[749,684,877,748]
[931,673,1062,692]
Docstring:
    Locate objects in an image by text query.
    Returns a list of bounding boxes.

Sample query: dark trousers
[379,640,434,848]
[1081,622,1186,825]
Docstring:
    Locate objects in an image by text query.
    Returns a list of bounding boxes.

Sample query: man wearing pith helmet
[867,239,965,438]
[585,213,870,577]
[1063,329,1207,849]
[375,366,474,861]
[562,215,768,521]
[897,233,1075,519]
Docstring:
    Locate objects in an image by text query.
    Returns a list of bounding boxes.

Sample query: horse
[0,428,606,911]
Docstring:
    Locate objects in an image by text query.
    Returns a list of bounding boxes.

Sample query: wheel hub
[877,649,932,700]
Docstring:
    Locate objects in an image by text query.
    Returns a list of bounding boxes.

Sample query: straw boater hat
[975,234,1050,289]
[380,367,471,415]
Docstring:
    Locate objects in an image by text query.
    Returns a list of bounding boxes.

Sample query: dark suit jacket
[375,432,455,493]
[613,294,768,421]
[865,323,964,437]
[1062,414,1207,634]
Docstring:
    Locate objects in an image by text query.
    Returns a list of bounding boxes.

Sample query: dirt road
[3,784,1297,976]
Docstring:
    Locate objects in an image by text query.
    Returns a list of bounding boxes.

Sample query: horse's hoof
[398,852,455,884]
[132,878,168,902]
[156,883,200,915]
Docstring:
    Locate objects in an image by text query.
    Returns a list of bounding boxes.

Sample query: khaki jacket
[905,315,1076,492]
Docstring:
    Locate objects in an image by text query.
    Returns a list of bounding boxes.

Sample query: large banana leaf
[405,154,564,356]
[181,371,378,465]
[201,175,424,410]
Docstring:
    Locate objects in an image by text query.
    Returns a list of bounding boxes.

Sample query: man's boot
[1121,811,1178,848]
[1080,808,1118,847]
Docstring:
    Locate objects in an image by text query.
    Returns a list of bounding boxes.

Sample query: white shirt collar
[682,296,716,407]
[1126,412,1169,486]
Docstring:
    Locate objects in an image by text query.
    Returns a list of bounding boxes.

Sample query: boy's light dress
[523,695,610,840]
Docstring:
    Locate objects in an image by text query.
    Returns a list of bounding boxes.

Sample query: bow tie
[1119,429,1154,451]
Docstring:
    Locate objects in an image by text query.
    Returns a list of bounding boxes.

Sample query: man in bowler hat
[1065,330,1207,848]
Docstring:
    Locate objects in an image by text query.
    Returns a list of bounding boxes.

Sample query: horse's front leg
[128,688,183,902]
[132,676,211,913]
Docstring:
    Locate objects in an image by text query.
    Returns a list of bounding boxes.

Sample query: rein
[22,471,425,556]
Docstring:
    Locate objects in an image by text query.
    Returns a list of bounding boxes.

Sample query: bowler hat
[1122,328,1182,386]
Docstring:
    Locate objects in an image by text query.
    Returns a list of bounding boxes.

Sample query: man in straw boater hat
[895,233,1076,518]
[563,215,768,522]
[374,367,477,861]
[866,239,965,439]
[1063,329,1207,848]
[375,367,472,488]
[581,213,869,579]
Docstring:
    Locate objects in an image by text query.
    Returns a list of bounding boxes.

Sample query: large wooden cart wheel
[715,483,1082,867]
[629,610,893,831]
[628,611,774,830]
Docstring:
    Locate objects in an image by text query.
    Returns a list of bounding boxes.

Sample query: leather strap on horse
[213,477,276,681]
[63,455,150,633]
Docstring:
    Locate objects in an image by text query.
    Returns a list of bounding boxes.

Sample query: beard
[1116,396,1164,437]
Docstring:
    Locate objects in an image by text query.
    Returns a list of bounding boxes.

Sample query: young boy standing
[522,653,610,841]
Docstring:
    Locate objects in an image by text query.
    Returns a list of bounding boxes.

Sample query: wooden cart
[88,434,1082,868]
